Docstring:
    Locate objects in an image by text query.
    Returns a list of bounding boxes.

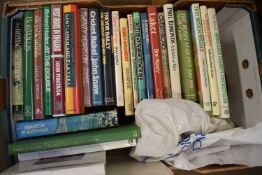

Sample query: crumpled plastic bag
[130,99,262,170]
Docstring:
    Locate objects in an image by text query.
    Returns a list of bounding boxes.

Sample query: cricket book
[16,110,118,139]
[120,18,134,116]
[89,8,103,106]
[147,6,165,99]
[200,6,221,115]
[64,4,84,114]
[112,11,124,106]
[34,9,45,119]
[11,12,24,121]
[51,5,65,116]
[174,10,198,102]
[80,8,92,107]
[141,12,154,99]
[23,11,34,120]
[190,3,212,113]
[133,12,147,102]
[163,4,182,99]
[158,12,171,98]
[43,6,52,116]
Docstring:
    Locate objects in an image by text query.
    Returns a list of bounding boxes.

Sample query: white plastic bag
[130,99,262,170]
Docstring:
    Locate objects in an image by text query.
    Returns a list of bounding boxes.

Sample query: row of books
[11,3,230,121]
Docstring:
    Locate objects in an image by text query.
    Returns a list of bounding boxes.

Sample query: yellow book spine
[120,18,134,116]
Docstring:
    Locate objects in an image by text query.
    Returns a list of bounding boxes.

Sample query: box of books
[0,0,261,173]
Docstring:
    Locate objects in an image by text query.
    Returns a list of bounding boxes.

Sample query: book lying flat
[1,151,106,175]
[9,124,141,155]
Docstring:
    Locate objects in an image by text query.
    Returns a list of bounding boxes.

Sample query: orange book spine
[63,4,83,114]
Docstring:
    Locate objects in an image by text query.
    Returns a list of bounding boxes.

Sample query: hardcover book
[158,12,171,98]
[190,3,211,113]
[64,4,84,114]
[23,11,34,120]
[51,5,65,116]
[11,12,24,121]
[133,12,147,102]
[174,10,198,102]
[34,9,45,119]
[141,12,154,99]
[16,110,118,139]
[112,11,124,106]
[80,8,92,107]
[147,6,165,99]
[127,14,139,108]
[163,4,182,99]
[89,8,103,106]
[120,18,134,116]
[43,6,52,116]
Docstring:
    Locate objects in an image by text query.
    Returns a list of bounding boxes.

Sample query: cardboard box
[1,0,261,173]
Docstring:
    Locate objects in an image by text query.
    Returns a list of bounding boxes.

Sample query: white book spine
[18,139,137,161]
[127,14,139,108]
[200,6,221,116]
[112,11,124,106]
[208,8,230,118]
[163,4,182,98]
[190,3,211,112]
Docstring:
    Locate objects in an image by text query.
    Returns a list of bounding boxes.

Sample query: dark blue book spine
[103,8,115,105]
[141,13,154,99]
[89,8,103,106]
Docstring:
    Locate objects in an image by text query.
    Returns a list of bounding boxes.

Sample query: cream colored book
[120,18,134,116]
[127,14,138,108]
[163,4,182,99]
[200,6,221,116]
[208,8,230,118]
[190,3,212,113]
[112,11,124,106]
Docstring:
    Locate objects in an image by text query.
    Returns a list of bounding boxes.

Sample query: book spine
[174,10,198,102]
[190,4,211,113]
[147,6,165,99]
[208,8,230,118]
[163,4,182,98]
[89,8,103,106]
[34,9,44,119]
[23,11,34,120]
[12,18,24,121]
[43,6,52,116]
[141,12,154,99]
[112,11,124,106]
[127,14,139,108]
[16,109,118,139]
[51,5,65,116]
[133,12,147,101]
[158,12,171,98]
[120,18,134,116]
[103,9,116,106]
[8,124,141,155]
[200,6,220,115]
[64,4,84,114]
[80,8,92,107]
[18,139,136,161]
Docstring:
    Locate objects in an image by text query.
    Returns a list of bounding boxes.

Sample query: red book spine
[34,9,44,119]
[80,8,92,107]
[51,5,65,116]
[147,6,165,99]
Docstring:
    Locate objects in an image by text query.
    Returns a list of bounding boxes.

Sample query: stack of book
[7,2,231,173]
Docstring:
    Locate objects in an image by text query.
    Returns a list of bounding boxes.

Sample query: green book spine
[12,17,24,121]
[23,11,34,120]
[175,10,198,102]
[43,6,52,116]
[8,124,141,155]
